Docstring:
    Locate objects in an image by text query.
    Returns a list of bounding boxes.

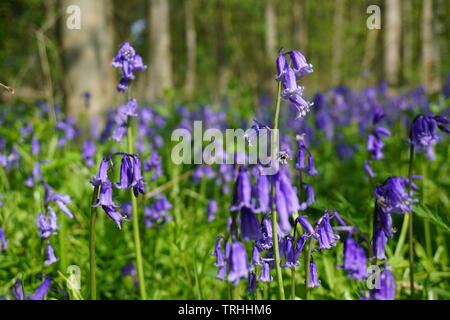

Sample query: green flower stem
[127,122,147,300]
[304,236,315,300]
[290,268,296,300]
[89,185,99,300]
[271,81,285,300]
[422,162,432,257]
[406,143,415,297]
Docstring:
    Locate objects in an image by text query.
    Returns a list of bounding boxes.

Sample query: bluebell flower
[131,155,145,197]
[315,212,340,250]
[82,140,96,168]
[25,162,43,187]
[258,262,273,282]
[308,261,320,288]
[410,113,450,160]
[295,215,315,235]
[102,205,126,229]
[207,200,218,222]
[228,241,249,285]
[0,227,7,251]
[93,181,117,208]
[115,155,133,189]
[288,50,313,78]
[12,279,24,300]
[91,157,110,187]
[37,210,59,239]
[230,167,252,212]
[370,267,395,300]
[255,170,270,213]
[251,244,261,266]
[31,136,40,156]
[144,196,172,227]
[144,151,163,181]
[342,236,367,280]
[28,276,52,300]
[373,226,388,260]
[247,272,257,294]
[282,236,301,268]
[375,176,418,215]
[44,243,58,265]
[112,42,147,93]
[240,206,262,241]
[295,134,319,176]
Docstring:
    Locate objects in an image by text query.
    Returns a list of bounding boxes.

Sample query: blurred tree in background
[0,0,449,117]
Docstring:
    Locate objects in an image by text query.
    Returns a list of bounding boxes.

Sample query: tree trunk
[331,0,345,86]
[61,0,114,119]
[147,0,172,101]
[184,0,196,100]
[292,0,308,52]
[421,0,440,93]
[265,0,277,57]
[384,0,401,87]
[402,0,414,84]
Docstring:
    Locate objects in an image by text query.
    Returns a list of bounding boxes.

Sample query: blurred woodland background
[0,0,449,119]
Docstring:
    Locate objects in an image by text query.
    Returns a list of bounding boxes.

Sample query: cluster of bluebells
[276,49,314,118]
[35,184,75,265]
[91,153,145,229]
[144,195,173,228]
[82,140,96,168]
[213,151,343,292]
[112,42,147,93]
[7,277,52,300]
[410,113,450,160]
[112,98,139,143]
[364,107,391,178]
[373,176,418,260]
[56,117,79,148]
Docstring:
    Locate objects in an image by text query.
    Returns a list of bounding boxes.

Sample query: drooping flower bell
[130,155,145,197]
[0,227,7,251]
[44,243,58,265]
[315,211,340,250]
[230,166,252,212]
[28,276,52,300]
[410,113,450,160]
[207,200,218,222]
[369,267,395,300]
[288,50,314,78]
[273,166,301,233]
[342,235,367,280]
[227,241,249,285]
[43,184,74,219]
[295,134,319,176]
[258,262,273,282]
[82,140,96,168]
[115,155,133,189]
[308,261,320,288]
[91,157,110,187]
[240,206,262,242]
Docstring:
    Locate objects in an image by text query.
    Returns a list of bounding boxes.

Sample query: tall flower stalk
[89,185,99,300]
[270,81,285,300]
[127,120,147,300]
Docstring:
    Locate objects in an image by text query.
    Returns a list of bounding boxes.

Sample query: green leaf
[413,204,450,234]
